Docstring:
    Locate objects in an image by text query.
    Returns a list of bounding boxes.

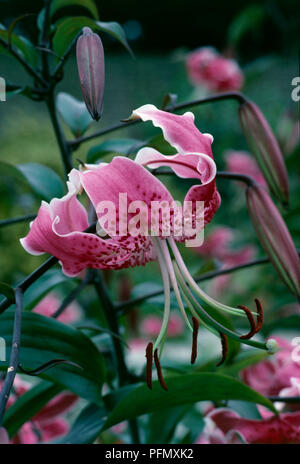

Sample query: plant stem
[0,214,36,228]
[68,91,248,149]
[46,91,73,176]
[93,271,141,444]
[0,37,48,88]
[52,273,93,319]
[0,287,23,425]
[93,272,129,386]
[216,171,257,187]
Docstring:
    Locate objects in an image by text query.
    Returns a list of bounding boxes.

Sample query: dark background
[0,0,299,60]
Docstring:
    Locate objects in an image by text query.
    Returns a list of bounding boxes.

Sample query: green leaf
[146,406,190,444]
[148,134,177,155]
[87,139,145,163]
[0,29,38,68]
[53,403,106,443]
[228,5,265,45]
[3,381,62,438]
[50,0,99,20]
[17,163,65,201]
[102,373,276,429]
[0,282,14,301]
[57,92,93,137]
[52,17,132,59]
[0,311,106,403]
[95,21,133,56]
[0,162,65,201]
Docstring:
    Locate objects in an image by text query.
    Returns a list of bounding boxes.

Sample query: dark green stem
[46,91,73,176]
[93,271,141,444]
[0,287,23,425]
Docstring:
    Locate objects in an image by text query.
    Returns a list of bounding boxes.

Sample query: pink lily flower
[21,105,271,387]
[0,376,77,444]
[196,408,300,444]
[242,336,300,414]
[186,47,244,92]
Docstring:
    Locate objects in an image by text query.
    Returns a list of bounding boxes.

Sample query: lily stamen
[191,316,199,364]
[216,332,229,366]
[146,342,153,390]
[255,298,264,332]
[154,348,168,391]
[238,305,258,340]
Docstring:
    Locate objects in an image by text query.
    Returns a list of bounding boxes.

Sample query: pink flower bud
[76,27,105,121]
[246,184,300,297]
[239,101,289,205]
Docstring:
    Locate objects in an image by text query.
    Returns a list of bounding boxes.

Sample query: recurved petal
[130,104,214,157]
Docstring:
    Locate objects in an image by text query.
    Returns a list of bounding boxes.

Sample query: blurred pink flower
[225,150,267,187]
[242,336,300,411]
[1,376,77,444]
[195,226,256,294]
[186,47,244,92]
[196,408,300,444]
[141,314,184,337]
[33,293,81,323]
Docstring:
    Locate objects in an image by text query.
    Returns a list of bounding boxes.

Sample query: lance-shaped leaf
[239,100,289,204]
[76,27,105,121]
[246,184,300,297]
[0,311,106,403]
[56,92,93,136]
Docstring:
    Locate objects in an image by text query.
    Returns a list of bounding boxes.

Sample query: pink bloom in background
[186,47,244,92]
[225,150,267,187]
[33,293,81,323]
[141,314,184,337]
[0,376,77,444]
[242,336,300,413]
[196,408,300,444]
[195,226,256,294]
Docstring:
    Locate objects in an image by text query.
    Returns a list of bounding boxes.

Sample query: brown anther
[238,305,257,339]
[191,316,199,364]
[154,348,168,391]
[216,332,229,367]
[255,298,263,332]
[145,342,153,390]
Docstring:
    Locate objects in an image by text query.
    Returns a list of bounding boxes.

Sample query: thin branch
[46,90,73,176]
[216,171,258,187]
[52,272,93,319]
[92,272,130,386]
[268,396,300,403]
[67,91,248,149]
[51,32,81,80]
[0,287,23,425]
[0,214,36,228]
[0,37,48,88]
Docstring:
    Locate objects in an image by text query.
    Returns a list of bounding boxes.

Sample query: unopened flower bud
[76,27,105,121]
[239,101,289,205]
[246,184,300,298]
